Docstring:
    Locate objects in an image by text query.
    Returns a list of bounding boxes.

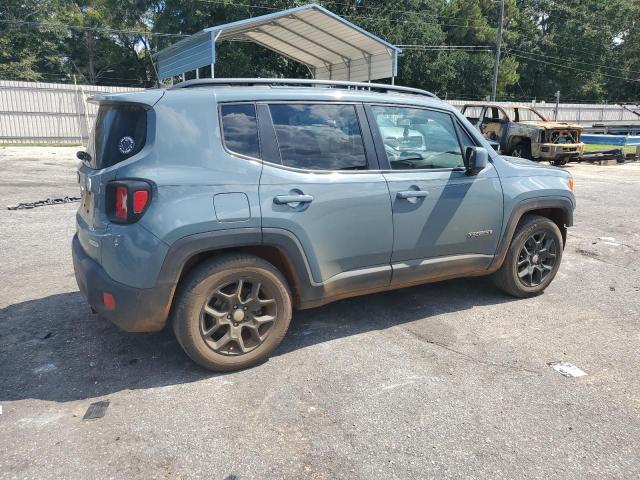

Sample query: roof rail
[168,78,438,99]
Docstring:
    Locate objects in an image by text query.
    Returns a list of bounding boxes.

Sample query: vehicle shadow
[0,277,514,403]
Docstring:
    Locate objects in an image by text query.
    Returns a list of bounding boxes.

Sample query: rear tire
[492,215,563,298]
[172,253,292,371]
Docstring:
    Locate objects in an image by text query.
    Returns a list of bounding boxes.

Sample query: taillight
[115,186,128,219]
[133,190,149,214]
[106,180,152,224]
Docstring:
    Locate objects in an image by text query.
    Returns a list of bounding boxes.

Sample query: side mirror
[464,146,488,176]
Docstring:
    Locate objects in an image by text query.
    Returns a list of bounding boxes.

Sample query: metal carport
[153,3,401,83]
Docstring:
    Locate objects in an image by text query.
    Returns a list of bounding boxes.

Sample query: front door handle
[273,194,314,205]
[397,190,429,199]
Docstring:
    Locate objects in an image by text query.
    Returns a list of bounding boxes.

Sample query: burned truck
[461,104,584,165]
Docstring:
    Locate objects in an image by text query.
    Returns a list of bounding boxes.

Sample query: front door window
[370,106,466,170]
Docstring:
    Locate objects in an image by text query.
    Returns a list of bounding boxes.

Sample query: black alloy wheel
[516,231,558,287]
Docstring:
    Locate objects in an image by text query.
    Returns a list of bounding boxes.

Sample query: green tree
[63,0,155,86]
[1,0,638,102]
[513,0,634,102]
[611,1,640,100]
[0,0,68,82]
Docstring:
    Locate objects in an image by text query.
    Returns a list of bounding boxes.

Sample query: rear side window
[89,104,147,169]
[220,104,261,159]
[463,106,483,122]
[268,104,367,171]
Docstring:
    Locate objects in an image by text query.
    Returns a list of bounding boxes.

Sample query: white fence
[0,80,142,144]
[0,80,638,144]
[447,100,638,125]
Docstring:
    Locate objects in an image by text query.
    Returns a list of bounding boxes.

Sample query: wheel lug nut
[243,306,248,311]
[233,305,238,309]
[233,322,239,327]
[227,315,231,319]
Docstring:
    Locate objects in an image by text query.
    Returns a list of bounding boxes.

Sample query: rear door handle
[273,194,314,205]
[397,190,429,199]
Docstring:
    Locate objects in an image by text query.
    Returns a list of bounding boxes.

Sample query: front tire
[510,142,532,160]
[172,253,292,371]
[492,215,563,298]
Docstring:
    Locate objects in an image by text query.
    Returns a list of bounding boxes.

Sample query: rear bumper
[72,234,171,332]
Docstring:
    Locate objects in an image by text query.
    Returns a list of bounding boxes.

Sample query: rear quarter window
[220,103,261,159]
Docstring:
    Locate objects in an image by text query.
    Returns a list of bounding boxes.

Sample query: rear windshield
[86,104,147,169]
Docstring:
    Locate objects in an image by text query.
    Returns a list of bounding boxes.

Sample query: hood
[500,155,570,177]
[518,120,583,130]
[501,155,551,168]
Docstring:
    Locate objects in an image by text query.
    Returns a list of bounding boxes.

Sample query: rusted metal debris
[83,400,110,420]
[462,103,585,166]
[578,148,625,164]
[7,196,80,210]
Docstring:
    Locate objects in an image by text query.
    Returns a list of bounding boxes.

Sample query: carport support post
[211,31,221,79]
[73,75,84,145]
[554,91,560,121]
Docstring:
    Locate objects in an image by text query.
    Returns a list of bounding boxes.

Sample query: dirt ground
[1,147,639,479]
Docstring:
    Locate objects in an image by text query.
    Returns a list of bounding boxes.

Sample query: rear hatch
[77,104,148,229]
[76,90,163,260]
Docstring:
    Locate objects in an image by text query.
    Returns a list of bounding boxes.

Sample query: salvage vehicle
[461,103,584,165]
[73,79,575,371]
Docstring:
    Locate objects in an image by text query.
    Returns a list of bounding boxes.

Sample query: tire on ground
[510,141,532,159]
[492,214,563,298]
[172,253,292,371]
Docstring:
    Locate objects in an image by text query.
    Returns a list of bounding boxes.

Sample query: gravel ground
[1,147,639,479]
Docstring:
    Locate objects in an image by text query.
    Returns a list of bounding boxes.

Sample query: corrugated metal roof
[154,3,400,82]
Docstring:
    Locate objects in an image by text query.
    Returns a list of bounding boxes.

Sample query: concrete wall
[0,80,637,144]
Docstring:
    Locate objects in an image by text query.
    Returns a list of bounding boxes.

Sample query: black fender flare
[156,227,316,311]
[489,196,574,272]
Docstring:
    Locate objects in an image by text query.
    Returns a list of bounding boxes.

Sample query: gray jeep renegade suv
[72,78,575,371]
